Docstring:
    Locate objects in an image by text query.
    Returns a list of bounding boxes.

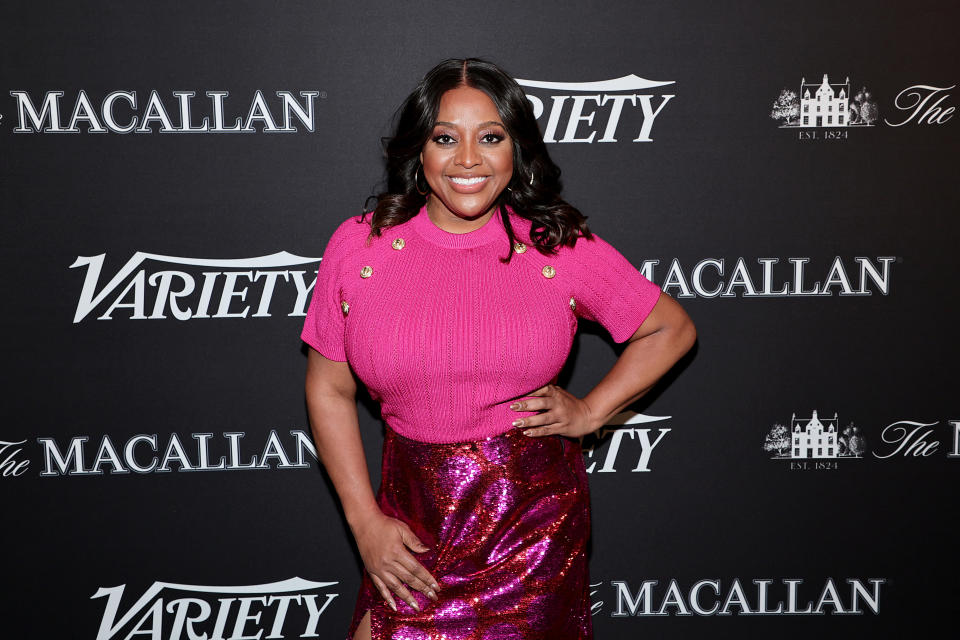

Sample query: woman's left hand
[509,384,599,438]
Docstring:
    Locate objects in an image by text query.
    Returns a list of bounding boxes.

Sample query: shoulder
[553,227,649,286]
[504,210,620,260]
[556,227,624,267]
[318,214,374,262]
[328,214,373,248]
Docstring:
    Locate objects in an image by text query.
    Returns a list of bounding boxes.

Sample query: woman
[302,58,696,640]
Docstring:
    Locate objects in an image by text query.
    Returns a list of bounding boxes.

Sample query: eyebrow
[434,120,505,128]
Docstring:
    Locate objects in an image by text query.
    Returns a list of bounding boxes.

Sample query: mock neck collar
[410,204,507,249]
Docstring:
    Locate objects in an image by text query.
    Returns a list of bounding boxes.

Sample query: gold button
[341,300,350,315]
[569,297,576,310]
[541,265,556,279]
[513,242,527,254]
[360,265,373,278]
[392,238,405,250]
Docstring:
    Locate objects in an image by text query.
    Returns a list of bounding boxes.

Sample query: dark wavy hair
[360,57,593,262]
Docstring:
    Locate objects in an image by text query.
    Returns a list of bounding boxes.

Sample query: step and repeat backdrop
[2,1,957,638]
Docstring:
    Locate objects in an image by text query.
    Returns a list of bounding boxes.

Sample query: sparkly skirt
[346,425,593,640]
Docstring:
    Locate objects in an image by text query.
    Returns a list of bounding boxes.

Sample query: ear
[419,151,423,165]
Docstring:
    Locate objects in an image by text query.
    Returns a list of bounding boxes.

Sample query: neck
[426,197,498,234]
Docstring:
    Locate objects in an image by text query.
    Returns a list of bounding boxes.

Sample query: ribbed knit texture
[302,205,662,443]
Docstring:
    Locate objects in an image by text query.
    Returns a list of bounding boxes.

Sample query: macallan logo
[35,429,319,476]
[70,251,320,323]
[7,90,321,133]
[515,74,675,143]
[602,577,884,616]
[764,410,865,471]
[641,256,895,298]
[91,577,338,640]
[765,412,960,468]
[771,73,878,141]
[951,421,960,459]
[873,420,942,459]
[770,73,954,140]
[884,84,955,126]
[0,439,29,477]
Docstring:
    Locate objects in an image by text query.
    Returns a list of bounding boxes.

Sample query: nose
[455,137,480,168]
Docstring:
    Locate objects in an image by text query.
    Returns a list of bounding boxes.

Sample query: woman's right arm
[304,348,440,611]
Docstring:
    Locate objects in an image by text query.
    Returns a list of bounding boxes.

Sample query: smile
[448,176,489,185]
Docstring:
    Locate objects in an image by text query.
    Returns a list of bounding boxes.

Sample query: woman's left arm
[511,292,696,438]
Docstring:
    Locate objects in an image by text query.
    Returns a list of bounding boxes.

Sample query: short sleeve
[300,220,355,361]
[568,231,662,343]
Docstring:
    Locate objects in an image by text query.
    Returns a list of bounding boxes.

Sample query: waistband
[384,422,525,448]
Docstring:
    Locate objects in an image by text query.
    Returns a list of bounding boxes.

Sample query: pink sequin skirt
[346,425,593,640]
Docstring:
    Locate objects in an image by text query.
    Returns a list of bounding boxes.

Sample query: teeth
[450,176,488,185]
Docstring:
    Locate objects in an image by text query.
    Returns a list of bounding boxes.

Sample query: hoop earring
[415,166,430,196]
[529,170,535,186]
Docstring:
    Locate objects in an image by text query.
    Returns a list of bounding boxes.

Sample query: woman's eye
[482,133,504,143]
[432,134,455,145]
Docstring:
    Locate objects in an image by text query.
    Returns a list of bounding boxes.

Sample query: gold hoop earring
[415,166,430,196]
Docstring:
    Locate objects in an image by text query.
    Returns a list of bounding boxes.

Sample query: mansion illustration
[791,409,838,458]
[799,74,850,127]
[770,73,877,128]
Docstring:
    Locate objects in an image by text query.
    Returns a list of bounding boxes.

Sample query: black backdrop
[2,1,958,638]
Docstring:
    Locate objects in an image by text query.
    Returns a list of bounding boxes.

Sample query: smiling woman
[419,86,515,232]
[301,57,696,640]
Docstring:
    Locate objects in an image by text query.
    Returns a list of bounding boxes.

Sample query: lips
[446,175,490,193]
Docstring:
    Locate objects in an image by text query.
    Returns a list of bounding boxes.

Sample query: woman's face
[420,86,514,221]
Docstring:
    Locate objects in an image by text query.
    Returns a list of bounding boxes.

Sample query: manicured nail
[523,430,533,436]
[512,419,522,427]
[389,600,397,611]
[428,590,438,600]
[431,582,440,590]
[509,403,520,410]
[412,600,421,611]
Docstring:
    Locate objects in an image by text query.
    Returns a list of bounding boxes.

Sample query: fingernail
[389,601,397,612]
[428,590,438,600]
[431,582,440,590]
[512,419,522,427]
[412,600,421,611]
[523,430,533,436]
[509,403,520,410]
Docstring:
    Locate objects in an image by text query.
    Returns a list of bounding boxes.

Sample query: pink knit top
[301,205,662,443]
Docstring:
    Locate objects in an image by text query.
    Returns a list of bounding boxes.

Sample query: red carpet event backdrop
[2,1,957,638]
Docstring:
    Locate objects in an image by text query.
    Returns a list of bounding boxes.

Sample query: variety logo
[594,577,884,616]
[91,577,338,640]
[6,90,322,133]
[770,73,954,140]
[516,74,675,143]
[70,251,320,323]
[584,411,671,473]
